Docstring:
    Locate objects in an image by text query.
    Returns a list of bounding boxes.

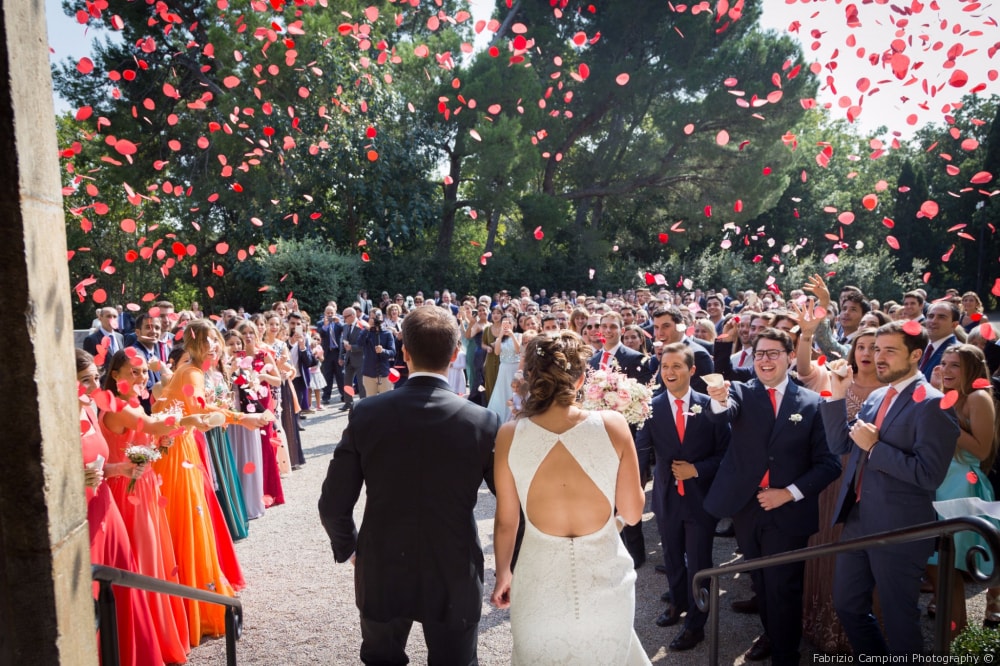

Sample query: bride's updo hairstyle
[520,331,588,418]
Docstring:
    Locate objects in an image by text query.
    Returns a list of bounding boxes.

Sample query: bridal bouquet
[581,365,653,428]
[124,445,161,492]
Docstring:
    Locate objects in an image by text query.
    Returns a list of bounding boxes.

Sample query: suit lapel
[769,380,796,442]
[878,378,919,431]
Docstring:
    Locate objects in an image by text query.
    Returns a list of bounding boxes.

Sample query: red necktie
[675,399,686,496]
[601,351,611,369]
[760,388,778,489]
[739,349,747,367]
[856,386,898,501]
[919,344,933,371]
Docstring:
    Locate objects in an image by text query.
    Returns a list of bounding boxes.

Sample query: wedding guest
[482,306,505,403]
[101,351,207,663]
[359,308,397,397]
[491,331,650,663]
[920,301,960,381]
[637,343,729,651]
[704,328,840,664]
[486,313,522,422]
[318,304,344,404]
[821,321,959,656]
[76,349,163,666]
[339,307,366,411]
[960,291,990,333]
[309,331,327,410]
[927,344,997,636]
[319,306,499,664]
[83,307,125,371]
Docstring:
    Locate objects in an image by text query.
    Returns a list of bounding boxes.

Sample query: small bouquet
[123,445,161,492]
[581,363,653,428]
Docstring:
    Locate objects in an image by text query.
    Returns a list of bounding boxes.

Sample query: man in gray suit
[821,320,959,656]
[339,307,366,411]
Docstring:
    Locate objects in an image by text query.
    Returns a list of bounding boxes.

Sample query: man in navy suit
[821,320,958,656]
[83,307,125,373]
[318,303,344,404]
[648,306,714,394]
[589,310,653,567]
[637,343,730,651]
[704,328,840,665]
[919,301,959,380]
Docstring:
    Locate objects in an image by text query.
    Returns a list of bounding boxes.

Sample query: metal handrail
[692,516,1000,664]
[92,564,243,666]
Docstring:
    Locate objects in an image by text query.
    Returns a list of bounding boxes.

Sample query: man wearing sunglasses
[703,328,840,665]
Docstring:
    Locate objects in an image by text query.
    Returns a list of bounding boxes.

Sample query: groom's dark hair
[402,306,459,371]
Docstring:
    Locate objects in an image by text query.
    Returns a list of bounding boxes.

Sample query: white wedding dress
[507,411,650,665]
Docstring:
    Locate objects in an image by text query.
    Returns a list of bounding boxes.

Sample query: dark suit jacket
[318,319,343,352]
[919,334,957,381]
[704,379,840,536]
[636,391,730,525]
[318,375,500,626]
[589,345,653,384]
[82,329,124,363]
[340,323,365,365]
[820,377,958,531]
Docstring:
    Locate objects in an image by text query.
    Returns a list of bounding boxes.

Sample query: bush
[950,623,1000,656]
[247,238,362,315]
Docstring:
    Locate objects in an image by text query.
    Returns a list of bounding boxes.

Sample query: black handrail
[692,516,1000,664]
[92,564,243,666]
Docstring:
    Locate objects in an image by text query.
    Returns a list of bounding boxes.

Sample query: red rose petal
[902,320,924,336]
[388,368,400,383]
[77,57,94,74]
[658,233,669,244]
[970,171,993,185]
[972,378,991,390]
[940,390,959,410]
[912,385,927,403]
[243,462,256,475]
[966,470,979,485]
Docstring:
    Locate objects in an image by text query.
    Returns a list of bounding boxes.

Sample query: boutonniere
[789,413,803,424]
[688,404,703,415]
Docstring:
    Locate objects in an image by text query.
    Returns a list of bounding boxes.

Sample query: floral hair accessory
[535,347,546,357]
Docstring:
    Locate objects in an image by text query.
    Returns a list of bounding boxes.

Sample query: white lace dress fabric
[507,411,650,665]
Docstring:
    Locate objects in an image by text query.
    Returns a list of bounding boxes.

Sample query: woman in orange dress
[77,349,163,666]
[101,350,213,663]
[152,321,271,646]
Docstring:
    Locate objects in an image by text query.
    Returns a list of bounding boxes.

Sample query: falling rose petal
[918,200,940,219]
[716,130,730,146]
[658,233,669,244]
[361,252,370,262]
[886,235,900,250]
[77,57,94,74]
[972,378,992,390]
[838,212,855,225]
[970,171,993,185]
[912,384,927,403]
[940,390,959,410]
[243,462,256,475]
[813,307,828,319]
[365,126,377,139]
[961,138,979,152]
[816,355,827,367]
[533,226,544,240]
[882,217,895,229]
[388,368,400,383]
[366,150,378,161]
[948,70,969,87]
[644,272,655,286]
[75,106,93,121]
[981,323,996,341]
[215,242,229,254]
[966,470,979,485]
[615,73,630,86]
[902,320,924,337]
[578,63,590,80]
[683,124,695,135]
[823,253,839,264]
[862,194,878,210]
[469,129,482,142]
[589,268,596,279]
[704,205,712,218]
[92,289,107,304]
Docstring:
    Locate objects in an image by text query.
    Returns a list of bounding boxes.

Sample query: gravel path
[188,398,988,665]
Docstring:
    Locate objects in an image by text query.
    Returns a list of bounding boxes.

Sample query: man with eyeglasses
[703,328,840,665]
[339,308,366,412]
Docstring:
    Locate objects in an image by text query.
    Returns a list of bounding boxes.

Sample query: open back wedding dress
[507,411,650,664]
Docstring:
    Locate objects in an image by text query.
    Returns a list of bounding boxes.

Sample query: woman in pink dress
[77,349,163,666]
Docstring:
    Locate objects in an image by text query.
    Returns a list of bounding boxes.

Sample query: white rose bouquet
[581,364,653,428]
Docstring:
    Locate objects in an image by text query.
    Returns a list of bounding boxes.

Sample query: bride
[491,330,651,664]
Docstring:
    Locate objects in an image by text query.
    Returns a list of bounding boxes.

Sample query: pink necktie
[856,386,898,501]
[675,399,686,496]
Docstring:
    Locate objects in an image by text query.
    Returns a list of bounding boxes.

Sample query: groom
[318,306,500,665]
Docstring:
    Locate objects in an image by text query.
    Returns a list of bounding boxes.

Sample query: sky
[45,0,1000,137]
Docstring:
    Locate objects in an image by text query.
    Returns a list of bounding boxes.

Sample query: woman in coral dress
[100,350,212,663]
[152,321,270,646]
[76,349,163,666]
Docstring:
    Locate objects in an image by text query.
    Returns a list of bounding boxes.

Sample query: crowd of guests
[80,279,1000,662]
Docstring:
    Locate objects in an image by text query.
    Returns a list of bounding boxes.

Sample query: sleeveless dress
[153,364,240,646]
[486,336,520,423]
[929,449,996,574]
[82,406,164,666]
[101,413,191,664]
[506,412,650,665]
